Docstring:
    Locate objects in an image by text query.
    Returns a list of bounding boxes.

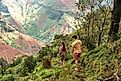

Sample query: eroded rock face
[2,0,25,26]
[2,0,77,40]
[2,0,76,26]
[0,31,45,63]
[0,41,24,63]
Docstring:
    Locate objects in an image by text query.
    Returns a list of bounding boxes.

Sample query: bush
[4,67,13,74]
[13,56,23,66]
[1,74,14,81]
[42,55,52,69]
[0,58,8,67]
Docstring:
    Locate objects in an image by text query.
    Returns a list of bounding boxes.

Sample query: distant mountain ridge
[2,0,77,42]
[0,0,77,63]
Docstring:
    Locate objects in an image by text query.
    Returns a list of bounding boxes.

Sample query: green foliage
[81,7,111,49]
[65,0,112,50]
[2,38,16,48]
[4,67,14,74]
[1,74,14,81]
[80,39,121,81]
[18,56,36,75]
[13,56,23,66]
[0,58,8,75]
[0,58,8,67]
[1,37,121,81]
[4,39,12,45]
[1,1,119,81]
[42,55,52,69]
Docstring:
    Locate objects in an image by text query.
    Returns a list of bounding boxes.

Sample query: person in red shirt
[58,42,66,66]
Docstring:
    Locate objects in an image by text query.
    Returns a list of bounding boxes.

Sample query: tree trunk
[109,0,121,37]
[98,18,106,46]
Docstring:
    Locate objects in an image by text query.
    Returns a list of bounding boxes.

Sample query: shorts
[60,53,65,61]
[74,52,81,60]
[60,55,65,61]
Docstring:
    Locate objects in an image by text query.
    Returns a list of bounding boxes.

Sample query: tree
[0,58,8,75]
[109,0,121,40]
[70,0,112,48]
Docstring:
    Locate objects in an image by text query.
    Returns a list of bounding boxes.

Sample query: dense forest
[1,0,121,81]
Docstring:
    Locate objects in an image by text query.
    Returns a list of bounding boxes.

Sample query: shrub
[1,74,14,81]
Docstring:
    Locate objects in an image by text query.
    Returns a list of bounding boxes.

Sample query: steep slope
[2,0,78,43]
[0,0,78,63]
[0,2,45,63]
[1,35,121,81]
[0,31,45,54]
[0,41,24,63]
[0,1,24,33]
[0,31,45,63]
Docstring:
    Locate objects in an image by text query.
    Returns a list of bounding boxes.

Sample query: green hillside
[1,0,121,81]
[23,0,73,43]
[1,34,121,81]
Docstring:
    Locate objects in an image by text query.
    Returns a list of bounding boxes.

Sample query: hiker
[72,35,83,71]
[58,42,66,66]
